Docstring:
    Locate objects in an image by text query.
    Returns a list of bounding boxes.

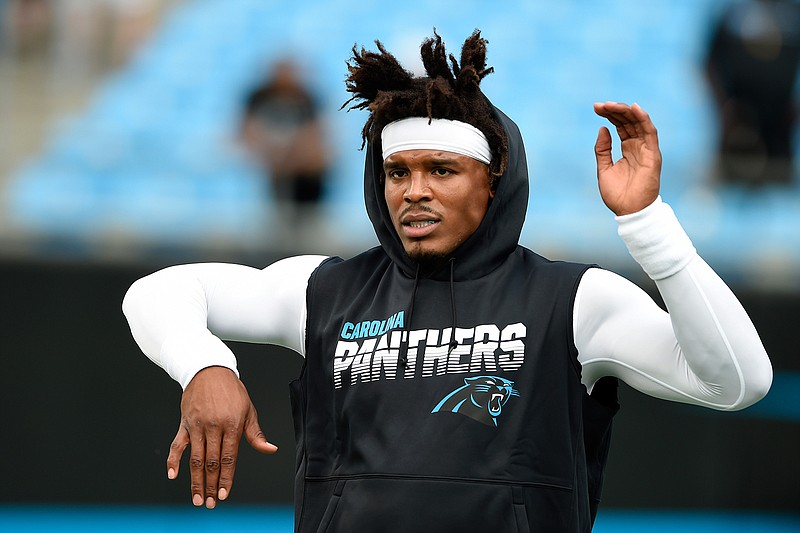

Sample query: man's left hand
[593,102,662,216]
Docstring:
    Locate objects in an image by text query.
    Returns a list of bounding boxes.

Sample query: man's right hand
[166,366,278,509]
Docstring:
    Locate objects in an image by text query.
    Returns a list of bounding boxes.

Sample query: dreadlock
[342,29,509,184]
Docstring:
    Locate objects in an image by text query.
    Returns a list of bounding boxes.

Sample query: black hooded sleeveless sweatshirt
[290,107,618,532]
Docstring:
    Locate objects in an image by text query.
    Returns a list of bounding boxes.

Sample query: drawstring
[447,258,458,355]
[398,259,458,366]
[398,264,420,367]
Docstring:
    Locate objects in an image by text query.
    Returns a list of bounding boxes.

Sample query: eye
[432,168,452,176]
[387,169,408,179]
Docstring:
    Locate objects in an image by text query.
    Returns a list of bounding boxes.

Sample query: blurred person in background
[124,31,772,532]
[1,0,161,65]
[0,0,163,179]
[0,0,53,57]
[240,58,331,221]
[704,0,800,186]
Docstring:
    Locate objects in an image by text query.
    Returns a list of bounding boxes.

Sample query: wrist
[615,196,696,280]
[160,331,240,389]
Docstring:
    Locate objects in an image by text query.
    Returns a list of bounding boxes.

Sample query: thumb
[594,126,614,174]
[243,408,278,454]
[166,424,190,479]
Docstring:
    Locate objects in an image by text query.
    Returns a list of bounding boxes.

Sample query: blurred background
[1,0,799,531]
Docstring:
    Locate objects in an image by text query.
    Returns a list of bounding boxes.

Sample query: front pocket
[316,479,346,533]
[301,477,574,533]
[512,485,532,532]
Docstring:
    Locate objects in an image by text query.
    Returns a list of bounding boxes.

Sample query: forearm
[122,264,243,389]
[122,256,327,389]
[655,254,773,408]
[617,198,772,409]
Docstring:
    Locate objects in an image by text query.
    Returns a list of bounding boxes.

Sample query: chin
[406,247,451,270]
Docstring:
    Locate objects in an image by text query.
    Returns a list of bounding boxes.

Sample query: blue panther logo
[431,376,520,427]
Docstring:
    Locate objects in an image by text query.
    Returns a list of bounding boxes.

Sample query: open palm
[593,102,662,216]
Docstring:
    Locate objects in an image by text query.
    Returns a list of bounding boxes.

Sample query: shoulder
[314,247,389,275]
[578,267,643,292]
[309,247,391,289]
[306,248,393,316]
[516,246,595,278]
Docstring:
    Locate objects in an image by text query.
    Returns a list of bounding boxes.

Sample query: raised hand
[593,102,662,216]
[166,366,278,508]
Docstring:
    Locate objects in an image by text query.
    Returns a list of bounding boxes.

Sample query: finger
[630,103,659,145]
[593,101,630,120]
[188,429,206,507]
[167,425,190,480]
[595,110,636,142]
[203,428,223,509]
[243,409,279,455]
[607,102,656,138]
[597,101,653,139]
[609,111,640,140]
[597,110,623,129]
[594,126,614,174]
[217,425,241,502]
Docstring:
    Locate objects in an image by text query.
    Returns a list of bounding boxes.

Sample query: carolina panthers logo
[431,376,520,427]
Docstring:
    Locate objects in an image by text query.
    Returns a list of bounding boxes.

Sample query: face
[383,149,494,264]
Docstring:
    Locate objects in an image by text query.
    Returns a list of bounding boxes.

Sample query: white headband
[381,117,492,165]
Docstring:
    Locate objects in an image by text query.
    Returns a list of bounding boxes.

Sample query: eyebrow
[427,156,462,166]
[383,154,464,169]
[382,160,404,170]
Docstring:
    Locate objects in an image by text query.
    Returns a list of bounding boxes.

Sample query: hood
[363,106,529,281]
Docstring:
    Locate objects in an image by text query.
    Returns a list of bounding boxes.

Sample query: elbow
[725,356,774,412]
[121,278,146,321]
[741,360,774,410]
[121,275,166,362]
[122,275,162,328]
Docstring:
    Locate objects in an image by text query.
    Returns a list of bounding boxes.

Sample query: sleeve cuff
[160,331,240,389]
[615,196,697,280]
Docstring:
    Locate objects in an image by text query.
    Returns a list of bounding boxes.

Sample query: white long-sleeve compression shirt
[122,198,772,410]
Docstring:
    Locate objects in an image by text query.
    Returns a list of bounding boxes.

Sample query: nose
[403,172,433,202]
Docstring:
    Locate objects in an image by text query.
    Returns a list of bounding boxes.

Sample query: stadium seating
[5,0,799,285]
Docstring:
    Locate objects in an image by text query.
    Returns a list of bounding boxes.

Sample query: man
[240,58,331,211]
[704,0,800,186]
[123,31,772,532]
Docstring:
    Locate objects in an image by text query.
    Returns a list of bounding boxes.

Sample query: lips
[400,212,440,239]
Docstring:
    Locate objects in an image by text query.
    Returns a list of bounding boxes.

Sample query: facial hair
[406,247,452,275]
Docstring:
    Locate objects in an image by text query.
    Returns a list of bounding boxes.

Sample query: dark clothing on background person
[242,61,330,206]
[705,0,800,185]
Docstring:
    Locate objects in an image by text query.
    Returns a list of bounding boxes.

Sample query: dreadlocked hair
[342,29,508,184]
